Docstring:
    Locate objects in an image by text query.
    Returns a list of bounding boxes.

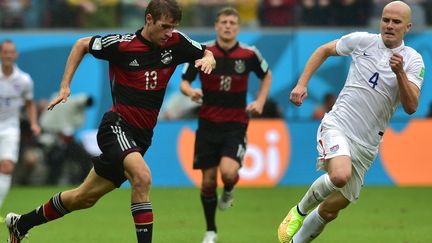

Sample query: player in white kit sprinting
[278,1,425,243]
[0,40,40,217]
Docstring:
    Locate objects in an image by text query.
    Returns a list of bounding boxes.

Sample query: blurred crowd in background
[1,0,432,30]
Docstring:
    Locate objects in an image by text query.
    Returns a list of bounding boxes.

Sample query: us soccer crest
[234,59,246,74]
[161,50,173,64]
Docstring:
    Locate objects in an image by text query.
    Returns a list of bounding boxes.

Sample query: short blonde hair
[215,7,240,23]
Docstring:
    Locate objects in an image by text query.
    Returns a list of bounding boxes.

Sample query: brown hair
[145,0,182,24]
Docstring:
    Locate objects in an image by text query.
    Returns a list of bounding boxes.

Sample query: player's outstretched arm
[48,37,91,110]
[194,50,216,74]
[290,40,338,106]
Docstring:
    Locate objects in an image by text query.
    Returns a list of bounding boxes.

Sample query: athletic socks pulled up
[18,192,70,234]
[132,202,153,243]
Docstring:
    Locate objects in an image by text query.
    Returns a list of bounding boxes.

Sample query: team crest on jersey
[13,83,21,91]
[161,50,173,65]
[330,145,339,153]
[234,59,246,74]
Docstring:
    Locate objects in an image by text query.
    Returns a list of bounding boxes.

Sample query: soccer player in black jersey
[180,7,272,243]
[4,1,215,243]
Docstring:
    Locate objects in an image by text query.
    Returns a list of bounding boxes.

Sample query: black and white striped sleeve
[89,34,121,60]
[175,31,205,64]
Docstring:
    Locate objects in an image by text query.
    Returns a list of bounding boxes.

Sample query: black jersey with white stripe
[89,28,205,131]
[182,41,268,129]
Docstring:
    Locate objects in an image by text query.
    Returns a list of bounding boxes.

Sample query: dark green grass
[1,186,431,243]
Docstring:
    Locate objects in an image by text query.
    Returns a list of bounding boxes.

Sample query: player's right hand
[290,84,308,106]
[189,88,203,104]
[47,87,71,110]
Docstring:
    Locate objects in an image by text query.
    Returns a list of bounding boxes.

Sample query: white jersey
[0,64,34,132]
[324,32,424,149]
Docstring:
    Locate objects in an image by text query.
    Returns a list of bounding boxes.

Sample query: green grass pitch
[1,186,431,243]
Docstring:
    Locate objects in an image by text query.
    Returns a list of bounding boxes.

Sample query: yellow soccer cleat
[278,206,305,243]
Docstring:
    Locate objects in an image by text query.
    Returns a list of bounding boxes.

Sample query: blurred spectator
[23,0,42,28]
[42,0,80,28]
[300,0,333,26]
[43,131,92,185]
[370,0,425,30]
[332,0,372,26]
[406,0,427,31]
[423,0,432,25]
[119,0,148,28]
[40,93,93,133]
[195,0,228,27]
[233,0,260,28]
[13,99,48,185]
[251,98,283,118]
[178,0,200,26]
[312,93,336,120]
[39,93,93,185]
[159,92,200,120]
[259,0,299,27]
[67,0,120,28]
[0,0,31,28]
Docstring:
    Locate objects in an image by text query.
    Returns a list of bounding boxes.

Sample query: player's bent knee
[318,207,339,222]
[329,174,350,188]
[130,171,152,191]
[221,175,235,185]
[221,171,238,184]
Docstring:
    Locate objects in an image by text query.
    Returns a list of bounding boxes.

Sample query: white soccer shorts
[316,119,378,202]
[0,128,20,163]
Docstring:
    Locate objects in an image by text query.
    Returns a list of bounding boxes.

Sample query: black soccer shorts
[193,127,247,170]
[92,111,151,187]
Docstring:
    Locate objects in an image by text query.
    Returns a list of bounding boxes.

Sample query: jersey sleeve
[336,32,369,56]
[250,46,269,79]
[88,34,121,61]
[406,52,425,89]
[175,31,206,64]
[22,73,34,100]
[181,62,199,82]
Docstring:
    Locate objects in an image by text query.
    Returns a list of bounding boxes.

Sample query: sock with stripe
[298,174,339,215]
[201,187,217,232]
[132,202,153,243]
[17,192,70,234]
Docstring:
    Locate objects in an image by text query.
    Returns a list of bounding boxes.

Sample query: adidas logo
[129,59,139,67]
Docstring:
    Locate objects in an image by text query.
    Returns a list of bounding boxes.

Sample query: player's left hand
[195,50,216,74]
[390,53,404,74]
[246,101,264,116]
